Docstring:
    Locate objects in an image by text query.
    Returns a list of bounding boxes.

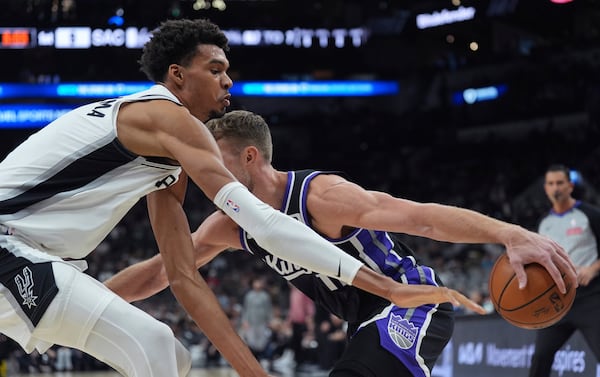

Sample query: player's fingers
[553,253,578,290]
[555,248,576,272]
[453,291,487,315]
[441,287,461,307]
[551,248,578,290]
[511,263,528,290]
[550,240,577,272]
[541,261,568,294]
[462,299,487,315]
[470,303,487,315]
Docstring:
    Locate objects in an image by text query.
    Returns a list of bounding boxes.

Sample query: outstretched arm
[106,210,233,303]
[351,267,487,313]
[147,177,270,377]
[307,174,578,294]
[108,202,485,313]
[104,254,167,302]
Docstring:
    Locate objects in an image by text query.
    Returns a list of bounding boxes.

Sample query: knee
[139,321,191,375]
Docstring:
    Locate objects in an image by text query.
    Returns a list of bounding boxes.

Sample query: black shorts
[331,302,454,377]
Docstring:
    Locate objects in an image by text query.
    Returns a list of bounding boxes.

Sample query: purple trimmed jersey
[239,170,455,377]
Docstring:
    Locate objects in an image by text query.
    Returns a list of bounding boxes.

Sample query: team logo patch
[387,313,417,349]
[15,267,38,309]
[226,199,240,213]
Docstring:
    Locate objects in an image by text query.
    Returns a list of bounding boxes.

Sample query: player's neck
[251,166,287,210]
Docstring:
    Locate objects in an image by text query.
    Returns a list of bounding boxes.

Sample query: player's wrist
[496,224,525,248]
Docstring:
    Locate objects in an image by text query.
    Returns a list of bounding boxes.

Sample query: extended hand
[352,266,487,314]
[388,284,487,315]
[505,230,577,294]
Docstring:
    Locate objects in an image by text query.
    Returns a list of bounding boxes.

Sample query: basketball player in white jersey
[106,110,579,377]
[0,19,502,377]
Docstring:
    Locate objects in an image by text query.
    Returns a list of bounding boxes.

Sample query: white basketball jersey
[0,85,182,258]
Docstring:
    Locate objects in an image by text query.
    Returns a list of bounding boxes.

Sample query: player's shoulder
[128,97,186,114]
[306,171,348,189]
[122,98,194,131]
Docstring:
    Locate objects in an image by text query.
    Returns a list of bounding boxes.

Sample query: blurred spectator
[54,346,73,372]
[287,284,316,369]
[0,335,17,377]
[316,313,347,371]
[240,277,273,362]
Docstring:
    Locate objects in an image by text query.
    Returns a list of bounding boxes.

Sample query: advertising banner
[433,314,599,377]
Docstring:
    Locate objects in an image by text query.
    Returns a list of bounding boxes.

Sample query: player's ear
[244,146,259,164]
[168,64,184,84]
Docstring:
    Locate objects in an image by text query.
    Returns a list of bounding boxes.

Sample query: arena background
[0,0,599,376]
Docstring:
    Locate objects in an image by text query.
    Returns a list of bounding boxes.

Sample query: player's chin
[209,108,227,119]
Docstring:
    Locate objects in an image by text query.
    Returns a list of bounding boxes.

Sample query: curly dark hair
[139,18,230,82]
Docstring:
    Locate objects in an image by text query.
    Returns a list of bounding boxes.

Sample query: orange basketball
[488,253,575,329]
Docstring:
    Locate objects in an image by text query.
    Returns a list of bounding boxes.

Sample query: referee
[529,164,600,377]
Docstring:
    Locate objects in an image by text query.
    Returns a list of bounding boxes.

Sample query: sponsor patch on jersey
[388,313,418,349]
[566,227,583,236]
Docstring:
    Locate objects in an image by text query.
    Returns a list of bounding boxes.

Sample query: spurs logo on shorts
[388,313,417,349]
[15,267,38,309]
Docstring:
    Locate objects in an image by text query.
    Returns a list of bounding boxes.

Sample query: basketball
[488,253,575,329]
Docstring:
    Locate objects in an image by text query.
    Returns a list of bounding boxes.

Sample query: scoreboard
[0,25,367,50]
[0,28,36,48]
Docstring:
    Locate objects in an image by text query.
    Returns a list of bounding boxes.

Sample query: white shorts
[0,235,113,353]
[0,235,192,377]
